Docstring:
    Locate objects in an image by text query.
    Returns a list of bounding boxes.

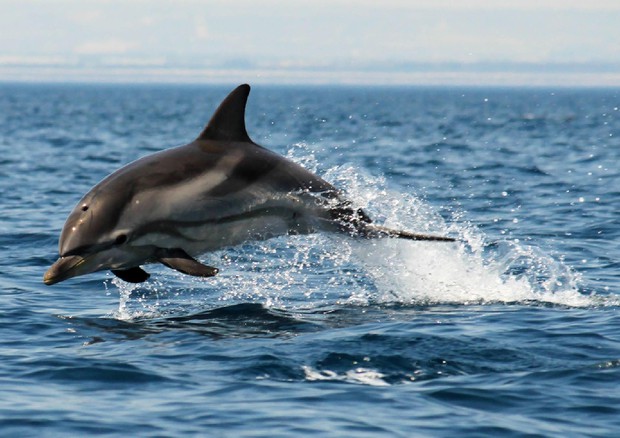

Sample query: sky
[1,0,620,86]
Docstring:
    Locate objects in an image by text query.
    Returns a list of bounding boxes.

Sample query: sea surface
[1,83,619,437]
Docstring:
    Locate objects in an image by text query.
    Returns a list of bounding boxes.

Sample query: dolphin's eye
[81,205,89,212]
[114,234,128,245]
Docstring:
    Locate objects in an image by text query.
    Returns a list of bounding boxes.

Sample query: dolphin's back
[97,139,336,227]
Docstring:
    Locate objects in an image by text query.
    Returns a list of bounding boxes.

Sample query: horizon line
[2,64,620,88]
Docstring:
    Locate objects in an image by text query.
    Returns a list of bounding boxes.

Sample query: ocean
[1,83,619,436]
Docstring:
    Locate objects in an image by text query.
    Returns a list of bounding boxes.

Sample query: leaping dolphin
[43,84,454,285]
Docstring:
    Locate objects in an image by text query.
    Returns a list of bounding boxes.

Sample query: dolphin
[44,84,453,285]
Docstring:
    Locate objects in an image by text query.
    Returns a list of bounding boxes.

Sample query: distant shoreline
[1,64,620,88]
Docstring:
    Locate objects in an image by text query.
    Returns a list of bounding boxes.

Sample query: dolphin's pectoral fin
[157,248,219,278]
[111,267,151,283]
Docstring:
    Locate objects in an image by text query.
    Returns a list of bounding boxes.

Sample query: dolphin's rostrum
[44,84,454,285]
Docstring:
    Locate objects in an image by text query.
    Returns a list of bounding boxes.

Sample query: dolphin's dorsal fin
[198,84,252,142]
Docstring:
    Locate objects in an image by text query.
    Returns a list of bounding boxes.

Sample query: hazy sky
[1,0,619,85]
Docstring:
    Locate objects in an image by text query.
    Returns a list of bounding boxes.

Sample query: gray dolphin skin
[44,84,454,285]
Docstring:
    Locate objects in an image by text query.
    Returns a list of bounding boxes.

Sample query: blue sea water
[1,83,619,437]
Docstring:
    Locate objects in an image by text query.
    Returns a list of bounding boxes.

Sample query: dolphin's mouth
[43,255,87,285]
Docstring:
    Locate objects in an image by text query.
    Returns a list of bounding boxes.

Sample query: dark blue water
[1,83,619,436]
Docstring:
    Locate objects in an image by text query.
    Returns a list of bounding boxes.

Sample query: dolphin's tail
[328,202,456,242]
[359,223,456,242]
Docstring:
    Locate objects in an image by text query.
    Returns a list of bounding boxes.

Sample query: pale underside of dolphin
[43,84,454,286]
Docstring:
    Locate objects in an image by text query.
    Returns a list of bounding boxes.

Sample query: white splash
[335,164,599,308]
[107,276,173,320]
[302,365,391,387]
